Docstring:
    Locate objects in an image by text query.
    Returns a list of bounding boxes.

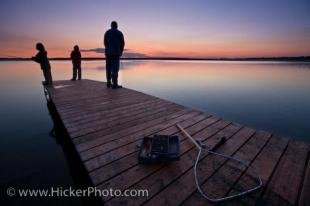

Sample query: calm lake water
[1,60,310,204]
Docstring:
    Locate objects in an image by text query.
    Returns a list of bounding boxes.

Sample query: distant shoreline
[0,56,309,62]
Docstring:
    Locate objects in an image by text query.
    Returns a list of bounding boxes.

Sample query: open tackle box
[138,135,180,164]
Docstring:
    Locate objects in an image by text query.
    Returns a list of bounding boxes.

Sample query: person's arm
[120,32,125,55]
[31,52,41,63]
[70,51,73,60]
[104,32,107,48]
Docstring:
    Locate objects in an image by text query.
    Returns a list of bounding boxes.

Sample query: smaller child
[31,42,53,85]
[70,45,82,80]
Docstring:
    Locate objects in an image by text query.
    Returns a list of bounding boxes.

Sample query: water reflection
[0,59,309,204]
[1,60,309,141]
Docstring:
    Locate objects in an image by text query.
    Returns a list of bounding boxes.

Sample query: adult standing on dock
[31,42,53,86]
[104,21,125,89]
[70,45,82,81]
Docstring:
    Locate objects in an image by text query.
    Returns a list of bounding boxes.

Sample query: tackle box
[138,135,180,164]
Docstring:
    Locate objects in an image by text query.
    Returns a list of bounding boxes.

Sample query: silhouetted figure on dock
[104,21,125,89]
[70,45,82,80]
[31,42,53,86]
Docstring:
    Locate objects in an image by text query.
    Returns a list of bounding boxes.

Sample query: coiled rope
[176,124,262,202]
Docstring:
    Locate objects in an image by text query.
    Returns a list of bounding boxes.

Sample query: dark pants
[72,64,81,80]
[43,68,53,84]
[106,55,120,86]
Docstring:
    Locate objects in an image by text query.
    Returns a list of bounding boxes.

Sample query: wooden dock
[44,79,309,206]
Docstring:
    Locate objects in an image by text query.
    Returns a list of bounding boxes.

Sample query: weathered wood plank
[219,135,289,206]
[91,118,230,189]
[74,108,194,148]
[44,80,309,206]
[58,94,157,118]
[52,92,149,111]
[257,140,309,205]
[65,100,175,132]
[53,90,146,108]
[142,127,255,206]
[98,117,228,203]
[181,130,271,206]
[79,112,207,161]
[84,115,221,172]
[105,122,241,205]
[69,103,183,138]
[73,109,195,147]
[299,153,310,206]
[62,99,161,124]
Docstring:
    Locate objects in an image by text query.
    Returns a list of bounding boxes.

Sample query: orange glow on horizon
[1,37,309,59]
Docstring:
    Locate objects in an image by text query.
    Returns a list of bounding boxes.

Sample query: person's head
[36,42,45,52]
[74,45,79,51]
[111,21,118,29]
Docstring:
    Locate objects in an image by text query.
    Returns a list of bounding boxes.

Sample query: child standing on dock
[31,42,53,85]
[70,45,82,80]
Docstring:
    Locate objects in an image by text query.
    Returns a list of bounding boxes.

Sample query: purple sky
[1,0,309,58]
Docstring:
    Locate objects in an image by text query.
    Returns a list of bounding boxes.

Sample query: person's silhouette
[104,21,125,89]
[31,42,53,85]
[70,45,82,81]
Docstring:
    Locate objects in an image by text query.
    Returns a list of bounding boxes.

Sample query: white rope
[176,124,263,202]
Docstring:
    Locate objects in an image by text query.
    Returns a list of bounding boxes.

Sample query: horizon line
[0,56,310,61]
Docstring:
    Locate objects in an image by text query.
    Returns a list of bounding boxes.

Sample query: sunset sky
[1,0,310,58]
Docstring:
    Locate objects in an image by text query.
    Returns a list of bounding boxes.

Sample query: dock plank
[79,112,207,161]
[73,109,194,147]
[219,135,289,206]
[97,117,227,202]
[105,122,241,205]
[44,79,309,206]
[142,127,255,206]
[84,115,221,172]
[257,140,309,205]
[299,154,310,206]
[88,113,211,186]
[70,103,183,138]
[66,101,177,134]
[182,131,271,206]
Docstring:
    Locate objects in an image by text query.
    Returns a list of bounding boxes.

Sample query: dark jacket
[33,51,51,70]
[104,28,125,56]
[70,50,81,66]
